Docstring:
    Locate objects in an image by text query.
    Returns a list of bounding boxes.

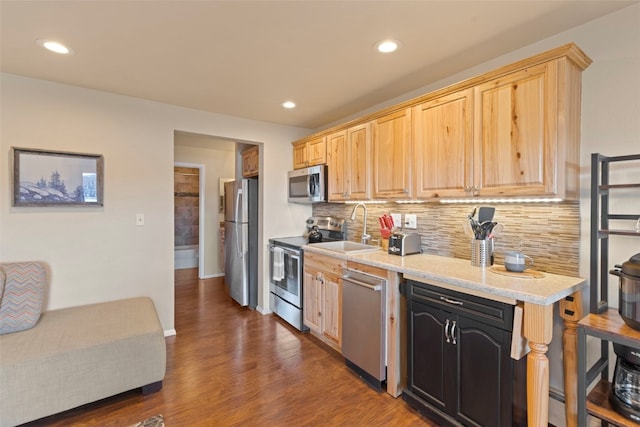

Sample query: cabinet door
[408,300,450,414]
[326,131,349,201]
[242,146,259,177]
[292,141,308,169]
[455,314,514,427]
[348,122,372,200]
[474,62,556,196]
[414,89,473,199]
[327,124,371,201]
[322,272,342,348]
[372,108,412,199]
[303,269,321,333]
[307,136,327,166]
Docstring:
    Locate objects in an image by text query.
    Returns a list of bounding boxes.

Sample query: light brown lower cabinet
[303,253,345,350]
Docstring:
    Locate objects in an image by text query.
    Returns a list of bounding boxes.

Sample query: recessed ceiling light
[36,39,75,55]
[375,40,400,53]
[282,101,296,109]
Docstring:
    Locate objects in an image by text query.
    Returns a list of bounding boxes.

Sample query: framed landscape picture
[12,147,104,207]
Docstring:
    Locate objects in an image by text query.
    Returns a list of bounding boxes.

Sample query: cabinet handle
[451,320,457,345]
[440,296,464,306]
[444,319,451,343]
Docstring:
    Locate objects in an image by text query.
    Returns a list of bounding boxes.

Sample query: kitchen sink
[308,241,381,254]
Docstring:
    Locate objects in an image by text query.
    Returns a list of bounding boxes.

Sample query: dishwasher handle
[342,275,382,292]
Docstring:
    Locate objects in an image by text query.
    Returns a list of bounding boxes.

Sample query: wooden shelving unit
[577,153,640,427]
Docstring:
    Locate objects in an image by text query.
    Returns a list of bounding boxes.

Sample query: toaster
[388,232,421,256]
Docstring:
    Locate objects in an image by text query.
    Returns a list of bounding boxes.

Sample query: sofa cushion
[0,262,47,335]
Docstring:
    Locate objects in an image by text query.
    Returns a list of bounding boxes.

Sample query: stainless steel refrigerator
[224,178,258,309]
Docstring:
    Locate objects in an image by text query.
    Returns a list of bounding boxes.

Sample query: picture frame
[12,147,104,207]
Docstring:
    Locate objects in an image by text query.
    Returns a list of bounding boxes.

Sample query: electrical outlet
[391,213,402,229]
[136,214,145,226]
[405,214,417,229]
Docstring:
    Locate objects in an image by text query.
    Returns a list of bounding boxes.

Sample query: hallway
[24,277,431,426]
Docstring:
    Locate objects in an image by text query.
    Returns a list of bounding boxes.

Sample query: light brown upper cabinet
[292,43,591,200]
[413,89,474,198]
[414,56,587,200]
[292,136,326,169]
[327,123,372,201]
[241,145,259,178]
[473,60,571,198]
[372,108,412,199]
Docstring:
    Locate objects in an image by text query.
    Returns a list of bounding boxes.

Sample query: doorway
[174,163,205,280]
[173,131,236,280]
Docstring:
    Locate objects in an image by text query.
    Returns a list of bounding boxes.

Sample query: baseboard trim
[256,305,271,315]
[201,273,224,279]
[164,329,177,337]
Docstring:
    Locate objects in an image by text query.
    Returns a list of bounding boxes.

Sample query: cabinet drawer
[304,252,346,276]
[407,279,514,331]
[346,261,388,279]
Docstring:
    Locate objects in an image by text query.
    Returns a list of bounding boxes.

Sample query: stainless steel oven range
[269,216,346,331]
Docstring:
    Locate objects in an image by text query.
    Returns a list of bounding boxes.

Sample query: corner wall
[0,73,311,331]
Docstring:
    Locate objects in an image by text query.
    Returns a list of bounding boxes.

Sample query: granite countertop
[302,245,587,306]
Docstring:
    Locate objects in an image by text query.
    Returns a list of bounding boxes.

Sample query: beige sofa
[0,262,166,427]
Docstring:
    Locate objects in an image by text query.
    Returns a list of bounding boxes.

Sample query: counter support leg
[559,292,583,427]
[524,302,554,427]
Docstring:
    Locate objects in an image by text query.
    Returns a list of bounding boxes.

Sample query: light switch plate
[136,214,145,226]
[405,214,417,229]
[391,213,402,229]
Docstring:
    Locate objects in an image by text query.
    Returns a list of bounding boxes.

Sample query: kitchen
[1,2,639,427]
[263,42,640,427]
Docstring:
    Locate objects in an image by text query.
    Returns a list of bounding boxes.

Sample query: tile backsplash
[313,202,580,277]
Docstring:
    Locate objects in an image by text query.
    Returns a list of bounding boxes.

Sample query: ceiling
[1,1,637,130]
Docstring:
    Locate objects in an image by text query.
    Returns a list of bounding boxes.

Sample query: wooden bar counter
[303,246,587,427]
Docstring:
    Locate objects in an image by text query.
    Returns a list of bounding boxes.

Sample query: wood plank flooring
[21,275,433,426]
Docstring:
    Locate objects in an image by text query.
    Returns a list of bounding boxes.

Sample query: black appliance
[611,252,640,330]
[609,253,640,422]
[268,216,346,331]
[610,343,640,423]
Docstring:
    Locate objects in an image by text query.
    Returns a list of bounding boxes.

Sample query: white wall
[0,74,311,332]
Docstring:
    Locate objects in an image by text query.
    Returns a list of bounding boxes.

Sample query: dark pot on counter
[308,226,323,243]
[611,253,640,331]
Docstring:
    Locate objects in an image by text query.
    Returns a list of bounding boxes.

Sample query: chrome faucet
[349,202,370,244]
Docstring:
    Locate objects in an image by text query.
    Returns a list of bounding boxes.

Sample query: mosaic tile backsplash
[313,202,580,277]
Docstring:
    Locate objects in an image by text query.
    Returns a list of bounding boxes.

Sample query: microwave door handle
[309,174,316,198]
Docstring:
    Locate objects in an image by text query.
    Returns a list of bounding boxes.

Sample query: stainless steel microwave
[287,165,326,203]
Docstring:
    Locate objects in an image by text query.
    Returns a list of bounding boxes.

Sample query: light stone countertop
[302,245,587,306]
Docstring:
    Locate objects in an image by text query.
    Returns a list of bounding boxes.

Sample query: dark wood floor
[22,273,434,426]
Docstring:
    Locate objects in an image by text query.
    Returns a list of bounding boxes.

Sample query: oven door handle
[269,245,300,258]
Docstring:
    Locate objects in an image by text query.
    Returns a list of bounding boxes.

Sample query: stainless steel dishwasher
[341,267,386,390]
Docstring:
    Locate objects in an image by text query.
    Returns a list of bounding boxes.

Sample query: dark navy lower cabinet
[403,279,527,427]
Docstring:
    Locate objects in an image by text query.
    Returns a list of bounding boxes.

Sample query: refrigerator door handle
[235,188,244,259]
[234,188,243,224]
